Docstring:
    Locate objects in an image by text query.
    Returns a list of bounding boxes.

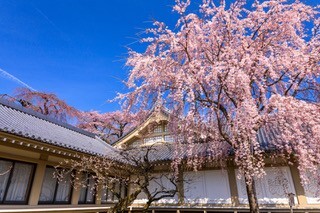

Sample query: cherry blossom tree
[14,88,80,123]
[64,143,180,213]
[122,0,320,212]
[77,110,145,144]
[11,88,140,143]
[77,111,129,143]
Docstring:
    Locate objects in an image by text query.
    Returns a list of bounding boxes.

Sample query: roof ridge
[0,97,97,138]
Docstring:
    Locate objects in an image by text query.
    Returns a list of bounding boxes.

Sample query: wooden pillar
[95,183,102,205]
[177,166,185,205]
[227,166,240,206]
[290,166,308,206]
[71,172,82,205]
[28,159,46,205]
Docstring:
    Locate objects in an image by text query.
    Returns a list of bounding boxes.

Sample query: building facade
[113,108,320,213]
[0,99,115,212]
[0,99,319,213]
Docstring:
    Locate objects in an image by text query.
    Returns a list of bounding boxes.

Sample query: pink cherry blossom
[122,1,320,212]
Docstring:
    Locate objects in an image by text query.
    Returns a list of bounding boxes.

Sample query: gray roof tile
[0,98,277,164]
[130,128,276,163]
[0,98,117,157]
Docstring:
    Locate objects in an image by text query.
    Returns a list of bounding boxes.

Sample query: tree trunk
[244,174,260,213]
[142,201,152,213]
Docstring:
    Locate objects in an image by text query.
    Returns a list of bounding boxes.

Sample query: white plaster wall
[303,171,320,204]
[133,173,178,204]
[236,166,297,204]
[183,170,232,204]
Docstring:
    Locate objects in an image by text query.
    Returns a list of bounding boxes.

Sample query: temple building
[0,98,319,213]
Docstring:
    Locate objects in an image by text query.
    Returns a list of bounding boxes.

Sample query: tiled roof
[129,128,277,163]
[124,142,207,163]
[0,98,117,157]
[0,97,277,163]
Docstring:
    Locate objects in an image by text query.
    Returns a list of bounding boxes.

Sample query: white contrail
[34,7,63,34]
[0,68,36,91]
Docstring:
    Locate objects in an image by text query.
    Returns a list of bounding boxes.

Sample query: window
[153,125,163,133]
[164,135,174,143]
[101,185,113,203]
[39,167,72,204]
[78,173,95,204]
[144,136,162,145]
[164,124,168,132]
[0,159,35,204]
[101,182,126,203]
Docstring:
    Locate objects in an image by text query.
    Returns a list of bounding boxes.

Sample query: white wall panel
[236,166,297,204]
[133,174,178,204]
[184,171,205,203]
[304,172,320,204]
[150,173,178,204]
[184,170,232,204]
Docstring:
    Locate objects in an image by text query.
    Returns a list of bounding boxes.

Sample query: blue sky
[0,0,318,112]
[0,0,181,112]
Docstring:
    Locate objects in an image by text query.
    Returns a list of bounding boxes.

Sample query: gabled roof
[112,106,170,147]
[0,98,117,157]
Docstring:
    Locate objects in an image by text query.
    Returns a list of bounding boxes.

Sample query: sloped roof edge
[0,98,96,138]
[0,97,118,157]
[111,106,170,146]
